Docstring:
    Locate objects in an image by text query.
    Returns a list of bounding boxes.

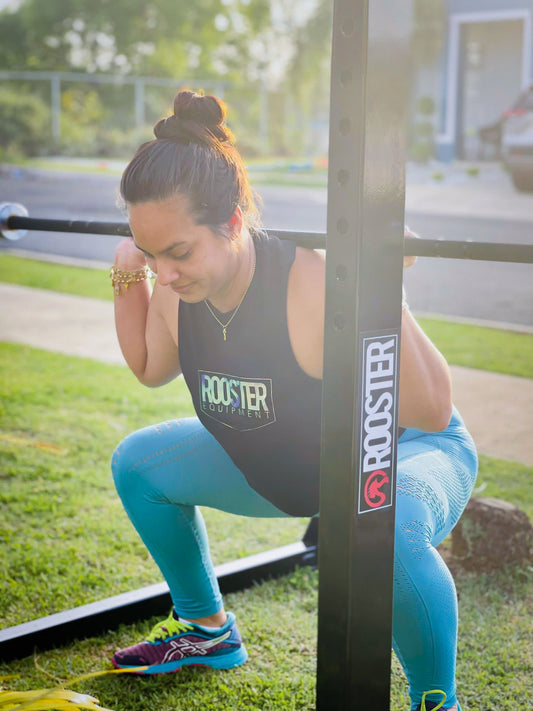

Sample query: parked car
[501,85,533,193]
[477,119,502,160]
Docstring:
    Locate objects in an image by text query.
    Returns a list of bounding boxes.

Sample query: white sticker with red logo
[358,333,399,514]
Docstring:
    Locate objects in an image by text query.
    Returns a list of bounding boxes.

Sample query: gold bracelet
[110,265,151,295]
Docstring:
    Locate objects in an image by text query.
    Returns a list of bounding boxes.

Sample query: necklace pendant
[223,327,227,341]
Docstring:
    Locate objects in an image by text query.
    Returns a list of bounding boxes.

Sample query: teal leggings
[111,407,477,709]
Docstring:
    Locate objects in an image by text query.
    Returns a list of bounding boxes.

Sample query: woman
[110,90,477,711]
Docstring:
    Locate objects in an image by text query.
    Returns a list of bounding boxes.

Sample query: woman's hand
[403,225,418,269]
[113,237,147,270]
[111,237,181,387]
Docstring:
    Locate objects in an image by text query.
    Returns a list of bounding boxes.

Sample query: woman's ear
[227,205,243,239]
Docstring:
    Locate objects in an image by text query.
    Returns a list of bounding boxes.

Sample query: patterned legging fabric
[111,407,477,709]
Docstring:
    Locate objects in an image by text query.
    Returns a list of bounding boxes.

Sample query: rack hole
[333,312,346,331]
[337,169,350,186]
[340,69,352,87]
[337,217,349,234]
[339,118,351,135]
[341,18,354,37]
[336,265,348,281]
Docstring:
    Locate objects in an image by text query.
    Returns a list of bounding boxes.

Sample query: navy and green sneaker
[112,611,248,674]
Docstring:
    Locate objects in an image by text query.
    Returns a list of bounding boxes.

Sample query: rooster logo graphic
[364,470,390,509]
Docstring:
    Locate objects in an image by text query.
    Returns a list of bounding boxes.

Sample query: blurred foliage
[409,94,437,163]
[416,95,436,116]
[0,0,271,78]
[60,87,105,154]
[0,0,277,157]
[282,0,332,155]
[57,86,153,157]
[407,0,446,161]
[0,0,450,159]
[0,86,50,158]
[411,0,447,65]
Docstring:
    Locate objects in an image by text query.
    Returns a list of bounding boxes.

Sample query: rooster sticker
[364,469,390,508]
[358,333,398,514]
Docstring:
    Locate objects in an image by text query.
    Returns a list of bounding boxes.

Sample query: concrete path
[0,283,123,365]
[1,282,532,467]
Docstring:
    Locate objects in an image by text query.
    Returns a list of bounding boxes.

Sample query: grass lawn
[1,252,532,379]
[14,156,329,188]
[1,343,532,711]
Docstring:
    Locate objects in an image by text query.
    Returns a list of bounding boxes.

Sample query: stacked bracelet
[110,265,151,295]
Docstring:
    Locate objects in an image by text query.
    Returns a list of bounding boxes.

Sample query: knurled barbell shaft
[2,208,533,264]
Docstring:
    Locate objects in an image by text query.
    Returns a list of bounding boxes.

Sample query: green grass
[0,343,532,710]
[11,158,125,176]
[10,156,330,186]
[0,254,113,301]
[0,344,306,627]
[417,316,533,379]
[249,170,328,188]
[1,253,533,378]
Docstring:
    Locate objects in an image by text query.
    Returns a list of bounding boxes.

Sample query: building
[417,1,533,161]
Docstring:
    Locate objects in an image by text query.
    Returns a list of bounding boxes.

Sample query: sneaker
[415,690,461,711]
[112,611,248,674]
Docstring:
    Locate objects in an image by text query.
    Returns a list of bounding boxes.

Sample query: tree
[0,86,50,157]
[0,0,271,79]
[282,0,332,154]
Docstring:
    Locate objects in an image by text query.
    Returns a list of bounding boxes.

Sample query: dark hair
[120,90,261,232]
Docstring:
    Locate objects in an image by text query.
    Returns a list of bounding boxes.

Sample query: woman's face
[128,195,242,304]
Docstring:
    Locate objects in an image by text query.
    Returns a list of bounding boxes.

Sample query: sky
[0,0,21,9]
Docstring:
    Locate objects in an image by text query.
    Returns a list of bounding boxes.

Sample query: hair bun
[153,90,234,145]
[174,90,224,130]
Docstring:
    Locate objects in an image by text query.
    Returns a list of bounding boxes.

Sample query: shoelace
[146,613,193,643]
[421,689,447,711]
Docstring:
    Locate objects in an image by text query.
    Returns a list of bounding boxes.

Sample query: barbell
[1,202,532,263]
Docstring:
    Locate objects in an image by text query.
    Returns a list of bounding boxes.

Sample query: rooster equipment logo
[358,333,399,514]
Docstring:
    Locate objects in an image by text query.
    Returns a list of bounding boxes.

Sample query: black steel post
[317,1,411,709]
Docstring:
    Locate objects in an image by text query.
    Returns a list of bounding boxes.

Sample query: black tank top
[178,230,322,516]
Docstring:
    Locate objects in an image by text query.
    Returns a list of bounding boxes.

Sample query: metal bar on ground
[4,216,533,263]
[0,537,317,663]
[317,1,410,709]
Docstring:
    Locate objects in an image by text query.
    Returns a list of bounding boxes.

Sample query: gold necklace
[204,244,256,341]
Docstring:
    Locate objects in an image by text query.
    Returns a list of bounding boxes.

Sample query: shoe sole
[112,645,248,674]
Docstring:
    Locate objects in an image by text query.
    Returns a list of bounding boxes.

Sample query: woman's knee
[111,427,153,499]
[111,419,201,504]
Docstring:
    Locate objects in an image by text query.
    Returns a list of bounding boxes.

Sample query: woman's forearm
[112,239,153,379]
[114,277,153,378]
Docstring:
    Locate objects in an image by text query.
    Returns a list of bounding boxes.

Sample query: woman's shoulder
[291,246,326,294]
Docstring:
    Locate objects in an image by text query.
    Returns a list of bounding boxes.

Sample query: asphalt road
[1,169,532,327]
